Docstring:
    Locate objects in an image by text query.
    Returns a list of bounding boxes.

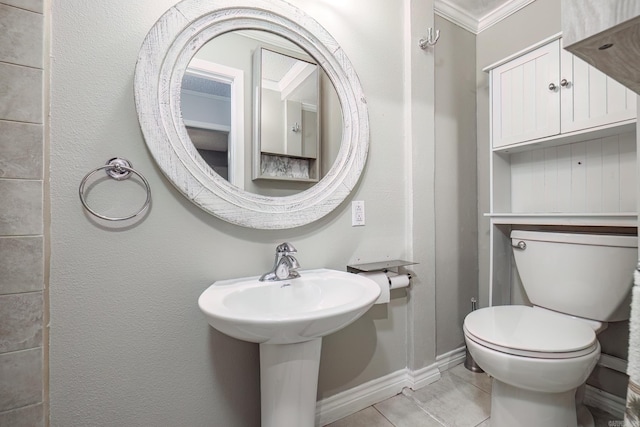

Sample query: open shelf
[492,120,636,154]
[486,212,637,227]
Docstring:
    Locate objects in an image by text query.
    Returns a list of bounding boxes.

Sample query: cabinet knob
[512,241,527,250]
[548,82,557,91]
[560,78,570,87]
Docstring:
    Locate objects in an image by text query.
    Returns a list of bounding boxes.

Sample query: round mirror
[134,0,369,229]
[181,30,343,197]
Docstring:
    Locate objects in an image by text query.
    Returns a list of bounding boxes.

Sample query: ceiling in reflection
[182,75,231,98]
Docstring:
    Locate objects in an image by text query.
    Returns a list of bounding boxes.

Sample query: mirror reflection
[181,74,233,180]
[255,47,320,182]
[180,30,343,197]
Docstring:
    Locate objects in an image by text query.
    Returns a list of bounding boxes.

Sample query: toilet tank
[511,230,637,322]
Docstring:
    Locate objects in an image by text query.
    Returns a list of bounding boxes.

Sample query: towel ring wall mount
[79,157,151,221]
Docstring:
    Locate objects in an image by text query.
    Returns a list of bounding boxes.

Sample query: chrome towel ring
[79,157,151,221]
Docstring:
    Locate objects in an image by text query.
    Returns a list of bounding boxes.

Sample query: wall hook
[418,27,440,49]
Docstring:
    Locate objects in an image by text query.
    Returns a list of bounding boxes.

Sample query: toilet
[463,230,637,427]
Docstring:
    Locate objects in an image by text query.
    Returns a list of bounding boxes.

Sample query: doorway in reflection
[181,73,231,180]
[181,61,245,188]
[185,125,229,180]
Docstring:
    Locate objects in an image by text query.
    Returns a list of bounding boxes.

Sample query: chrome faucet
[259,242,301,281]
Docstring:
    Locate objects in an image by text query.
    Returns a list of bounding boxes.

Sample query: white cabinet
[492,40,560,148]
[560,48,637,133]
[491,38,636,149]
[486,36,637,306]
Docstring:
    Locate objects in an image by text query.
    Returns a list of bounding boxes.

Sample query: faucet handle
[276,242,297,254]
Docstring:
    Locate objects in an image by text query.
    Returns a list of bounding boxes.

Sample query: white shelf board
[492,120,636,154]
[486,212,638,227]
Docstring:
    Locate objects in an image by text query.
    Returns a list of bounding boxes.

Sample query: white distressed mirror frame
[134,0,369,229]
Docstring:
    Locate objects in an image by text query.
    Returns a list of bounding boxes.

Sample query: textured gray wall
[434,15,479,356]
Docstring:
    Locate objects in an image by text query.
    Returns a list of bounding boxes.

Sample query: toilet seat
[464,305,598,359]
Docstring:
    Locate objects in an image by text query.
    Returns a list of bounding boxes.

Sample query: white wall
[49,0,437,425]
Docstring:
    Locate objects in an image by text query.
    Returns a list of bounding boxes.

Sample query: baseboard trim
[315,369,410,426]
[315,347,465,426]
[436,346,467,372]
[597,353,628,374]
[584,384,626,419]
[406,363,442,391]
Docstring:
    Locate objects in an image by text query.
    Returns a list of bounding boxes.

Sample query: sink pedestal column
[260,338,322,427]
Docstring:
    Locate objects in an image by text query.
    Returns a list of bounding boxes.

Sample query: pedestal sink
[198,268,381,427]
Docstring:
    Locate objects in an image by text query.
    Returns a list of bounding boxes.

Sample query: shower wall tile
[0,121,43,179]
[0,403,44,427]
[0,237,43,295]
[0,404,44,427]
[0,62,42,123]
[0,0,45,419]
[0,292,43,353]
[0,0,43,14]
[0,348,43,412]
[0,4,43,68]
[0,180,42,235]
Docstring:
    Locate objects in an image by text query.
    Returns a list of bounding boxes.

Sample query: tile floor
[324,363,623,427]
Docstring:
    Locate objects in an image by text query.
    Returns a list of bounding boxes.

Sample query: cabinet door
[492,40,560,148]
[560,48,637,134]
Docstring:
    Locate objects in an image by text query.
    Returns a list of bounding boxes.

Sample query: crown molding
[477,0,536,32]
[435,0,536,34]
[434,0,478,33]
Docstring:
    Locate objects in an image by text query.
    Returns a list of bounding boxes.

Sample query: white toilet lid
[464,306,597,358]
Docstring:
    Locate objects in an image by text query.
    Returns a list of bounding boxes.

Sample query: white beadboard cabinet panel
[543,147,558,211]
[531,149,545,210]
[510,133,636,214]
[510,151,533,213]
[618,132,636,212]
[585,139,603,212]
[601,136,621,212]
[492,40,560,148]
[560,49,637,134]
[570,142,587,212]
[556,145,572,212]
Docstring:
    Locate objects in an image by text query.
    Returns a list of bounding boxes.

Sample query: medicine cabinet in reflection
[253,47,321,182]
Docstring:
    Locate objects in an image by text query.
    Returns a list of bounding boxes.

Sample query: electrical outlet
[352,200,365,226]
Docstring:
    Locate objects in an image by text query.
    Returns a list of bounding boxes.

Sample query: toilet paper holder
[348,260,416,303]
[346,259,416,278]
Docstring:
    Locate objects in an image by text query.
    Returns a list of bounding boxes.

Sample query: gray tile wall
[0,0,45,425]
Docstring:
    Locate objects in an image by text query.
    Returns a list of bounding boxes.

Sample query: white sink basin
[198,268,380,344]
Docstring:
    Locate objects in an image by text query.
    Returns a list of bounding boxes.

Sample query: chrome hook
[419,27,440,49]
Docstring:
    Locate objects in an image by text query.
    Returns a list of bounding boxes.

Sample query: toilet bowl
[464,230,637,427]
[464,305,600,427]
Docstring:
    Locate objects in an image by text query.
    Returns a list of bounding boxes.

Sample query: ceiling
[435,0,535,34]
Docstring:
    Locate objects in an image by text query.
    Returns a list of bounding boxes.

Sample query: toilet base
[490,379,578,427]
[575,384,595,427]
